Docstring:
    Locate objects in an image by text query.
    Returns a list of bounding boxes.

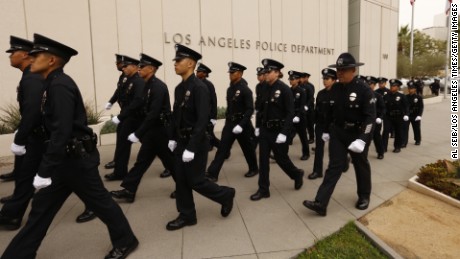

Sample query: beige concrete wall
[0,0,396,120]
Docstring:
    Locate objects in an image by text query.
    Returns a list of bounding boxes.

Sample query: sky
[399,0,450,29]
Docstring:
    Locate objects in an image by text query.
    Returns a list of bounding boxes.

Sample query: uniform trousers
[113,117,141,177]
[1,150,136,259]
[373,123,385,155]
[121,127,176,193]
[207,124,221,149]
[258,128,302,194]
[291,119,309,156]
[315,125,371,207]
[312,124,326,174]
[207,122,258,179]
[1,136,45,220]
[306,110,315,140]
[382,116,403,151]
[174,139,232,221]
[402,117,421,145]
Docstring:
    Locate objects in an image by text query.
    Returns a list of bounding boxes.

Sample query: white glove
[11,143,26,156]
[112,116,120,125]
[275,133,287,144]
[210,119,217,126]
[255,128,260,137]
[182,149,195,162]
[232,125,243,134]
[415,116,422,121]
[348,139,366,153]
[403,115,409,121]
[105,102,113,110]
[322,133,330,142]
[14,130,18,135]
[293,116,300,123]
[127,133,139,143]
[33,174,52,190]
[168,140,177,152]
[304,105,309,111]
[375,118,382,124]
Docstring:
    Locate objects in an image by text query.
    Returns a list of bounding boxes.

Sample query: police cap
[228,62,246,73]
[407,80,416,89]
[378,77,388,83]
[366,76,378,84]
[356,75,368,83]
[389,79,402,87]
[29,33,78,62]
[321,68,337,79]
[328,52,364,69]
[196,63,212,74]
[119,55,140,66]
[6,36,33,53]
[256,67,266,75]
[288,70,302,80]
[261,58,284,71]
[115,54,123,63]
[300,72,311,78]
[139,53,162,68]
[173,44,202,61]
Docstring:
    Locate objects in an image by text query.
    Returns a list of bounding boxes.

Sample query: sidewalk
[0,98,451,259]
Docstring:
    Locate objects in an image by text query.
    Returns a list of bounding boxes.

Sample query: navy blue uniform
[403,93,424,145]
[382,91,409,151]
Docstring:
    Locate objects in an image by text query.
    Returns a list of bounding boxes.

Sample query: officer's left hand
[415,116,422,121]
[348,139,366,153]
[127,133,139,143]
[403,115,409,121]
[112,116,120,125]
[210,119,217,126]
[11,143,26,156]
[293,116,300,123]
[304,105,308,111]
[275,133,287,144]
[182,149,195,162]
[375,118,382,124]
[33,174,52,190]
[255,128,260,137]
[232,125,243,134]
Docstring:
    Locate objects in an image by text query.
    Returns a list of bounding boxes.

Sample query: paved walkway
[0,98,451,259]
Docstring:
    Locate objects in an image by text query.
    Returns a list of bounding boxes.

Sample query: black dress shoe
[356,198,370,210]
[160,169,171,178]
[294,170,304,190]
[300,154,310,161]
[0,195,13,204]
[104,238,139,259]
[76,209,96,223]
[221,188,235,217]
[302,200,327,216]
[170,191,176,199]
[311,147,316,151]
[104,161,116,169]
[0,213,21,230]
[244,170,258,178]
[225,151,231,160]
[308,139,315,144]
[377,154,384,159]
[307,172,322,180]
[205,173,218,182]
[250,190,270,201]
[393,148,401,153]
[166,217,197,231]
[111,189,135,203]
[401,144,407,148]
[105,173,125,181]
[0,172,15,182]
[415,141,421,145]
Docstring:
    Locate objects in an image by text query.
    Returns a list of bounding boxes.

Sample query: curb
[408,175,460,209]
[354,220,404,259]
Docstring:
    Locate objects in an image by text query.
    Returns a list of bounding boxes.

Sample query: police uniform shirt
[406,93,424,118]
[109,73,128,105]
[384,91,409,118]
[374,91,386,119]
[300,82,314,108]
[14,65,45,145]
[117,73,145,121]
[39,68,93,178]
[202,78,217,120]
[134,76,171,138]
[291,86,307,118]
[375,87,390,97]
[172,73,210,152]
[314,88,333,127]
[326,78,376,143]
[226,78,254,127]
[260,79,294,136]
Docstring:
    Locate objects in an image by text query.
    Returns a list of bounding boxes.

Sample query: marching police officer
[2,33,138,259]
[105,56,145,181]
[300,72,315,143]
[367,76,386,159]
[308,68,336,180]
[206,62,258,182]
[382,79,409,153]
[166,44,235,231]
[288,70,309,160]
[375,77,390,96]
[0,36,45,230]
[251,59,304,201]
[303,53,375,216]
[429,79,441,96]
[403,81,424,146]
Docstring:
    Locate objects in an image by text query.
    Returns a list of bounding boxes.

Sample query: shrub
[85,100,104,125]
[101,120,117,134]
[217,106,226,120]
[417,160,460,201]
[0,103,20,134]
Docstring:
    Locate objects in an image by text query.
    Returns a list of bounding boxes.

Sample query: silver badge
[337,58,343,66]
[263,59,268,66]
[396,96,400,101]
[349,92,357,102]
[274,90,281,98]
[296,93,300,98]
[414,98,418,103]
[235,90,240,96]
[123,77,127,83]
[186,90,191,96]
[323,69,328,74]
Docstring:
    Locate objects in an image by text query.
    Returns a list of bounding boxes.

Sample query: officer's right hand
[322,133,330,142]
[255,128,260,137]
[11,143,26,156]
[112,116,120,125]
[210,119,217,126]
[304,105,309,111]
[375,118,382,124]
[168,140,177,152]
[293,116,300,123]
[275,133,287,144]
[105,102,113,110]
[403,115,409,121]
[182,149,195,162]
[127,133,139,143]
[33,174,52,190]
[232,125,243,134]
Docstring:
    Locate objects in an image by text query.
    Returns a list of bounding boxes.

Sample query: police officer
[308,68,336,180]
[110,53,176,203]
[300,72,315,143]
[382,79,409,153]
[0,36,45,230]
[367,76,386,159]
[288,70,309,160]
[166,44,235,231]
[103,54,126,170]
[2,33,138,259]
[196,63,221,151]
[206,62,258,182]
[403,81,424,146]
[303,53,375,216]
[251,59,304,201]
[414,77,423,96]
[105,56,145,181]
[375,77,390,96]
[429,79,441,96]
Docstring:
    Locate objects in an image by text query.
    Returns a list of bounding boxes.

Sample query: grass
[296,222,388,259]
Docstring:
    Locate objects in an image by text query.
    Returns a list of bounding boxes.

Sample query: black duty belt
[178,127,193,139]
[389,110,402,117]
[336,121,362,130]
[65,134,97,158]
[230,113,244,123]
[263,120,285,131]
